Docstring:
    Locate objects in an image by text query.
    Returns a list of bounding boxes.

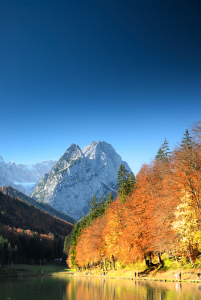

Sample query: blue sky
[0,1,200,175]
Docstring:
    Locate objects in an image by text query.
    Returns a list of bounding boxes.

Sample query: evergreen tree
[117,164,129,190]
[127,171,136,194]
[70,222,80,267]
[7,242,12,265]
[155,139,170,162]
[181,129,193,150]
[100,195,105,207]
[90,194,98,213]
[117,164,132,201]
[13,245,19,264]
[63,235,71,256]
[161,138,170,159]
[155,147,165,161]
[105,191,114,206]
[39,238,44,262]
[30,233,38,263]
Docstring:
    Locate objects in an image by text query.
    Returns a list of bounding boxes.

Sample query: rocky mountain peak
[65,143,82,158]
[51,144,82,174]
[32,141,132,220]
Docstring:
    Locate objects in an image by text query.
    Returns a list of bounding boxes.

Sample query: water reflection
[66,277,201,300]
[0,276,201,300]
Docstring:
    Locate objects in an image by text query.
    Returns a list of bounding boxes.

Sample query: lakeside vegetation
[67,121,201,276]
[0,262,70,277]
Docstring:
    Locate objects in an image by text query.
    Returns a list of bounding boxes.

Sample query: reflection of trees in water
[65,277,201,300]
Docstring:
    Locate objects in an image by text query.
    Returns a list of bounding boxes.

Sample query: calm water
[0,276,201,300]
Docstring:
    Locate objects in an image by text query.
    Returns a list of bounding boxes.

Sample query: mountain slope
[0,156,57,196]
[1,186,75,224]
[32,141,131,220]
[0,191,73,237]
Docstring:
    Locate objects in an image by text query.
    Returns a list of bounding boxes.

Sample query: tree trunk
[144,255,149,267]
[145,259,150,267]
[148,253,153,266]
[188,243,194,268]
[157,253,163,265]
[103,256,107,271]
[111,255,115,270]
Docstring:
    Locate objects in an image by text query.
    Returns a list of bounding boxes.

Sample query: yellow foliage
[173,192,201,251]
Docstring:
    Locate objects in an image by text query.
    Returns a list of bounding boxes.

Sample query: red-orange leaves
[76,215,107,267]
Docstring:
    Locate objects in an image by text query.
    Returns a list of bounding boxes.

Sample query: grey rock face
[0,156,57,196]
[32,141,131,220]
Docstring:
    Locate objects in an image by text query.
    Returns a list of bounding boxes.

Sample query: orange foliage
[76,215,107,267]
[75,128,201,268]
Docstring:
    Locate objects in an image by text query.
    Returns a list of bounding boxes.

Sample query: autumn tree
[191,120,201,143]
[172,192,201,267]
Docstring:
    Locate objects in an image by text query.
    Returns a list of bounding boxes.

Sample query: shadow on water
[0,276,201,300]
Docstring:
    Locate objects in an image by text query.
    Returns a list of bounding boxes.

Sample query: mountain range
[32,141,131,220]
[0,156,57,196]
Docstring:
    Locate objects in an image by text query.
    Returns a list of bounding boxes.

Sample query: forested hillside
[67,121,201,270]
[1,186,75,224]
[0,192,73,236]
[0,192,73,266]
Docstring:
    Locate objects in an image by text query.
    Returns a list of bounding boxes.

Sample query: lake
[0,276,201,300]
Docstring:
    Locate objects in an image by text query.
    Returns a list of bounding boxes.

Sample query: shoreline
[1,264,201,283]
[69,268,201,283]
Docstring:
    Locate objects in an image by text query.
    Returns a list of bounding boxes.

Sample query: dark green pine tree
[63,235,71,261]
[105,191,114,206]
[155,139,170,162]
[13,245,19,264]
[127,171,136,194]
[90,194,98,213]
[100,195,105,207]
[161,138,170,159]
[117,164,130,202]
[117,164,129,191]
[181,129,193,150]
[69,222,80,267]
[7,242,12,265]
[155,147,164,160]
[63,235,70,255]
[2,238,8,267]
[94,195,105,216]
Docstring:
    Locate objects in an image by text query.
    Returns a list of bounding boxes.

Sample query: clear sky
[0,1,200,175]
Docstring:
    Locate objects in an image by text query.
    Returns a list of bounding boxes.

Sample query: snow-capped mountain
[0,156,57,196]
[32,141,131,220]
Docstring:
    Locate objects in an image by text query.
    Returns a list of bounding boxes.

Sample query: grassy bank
[2,258,201,283]
[71,257,201,283]
[0,262,72,277]
[72,267,201,282]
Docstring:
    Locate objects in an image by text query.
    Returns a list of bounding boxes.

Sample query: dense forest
[67,121,201,270]
[1,186,75,224]
[0,192,73,266]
